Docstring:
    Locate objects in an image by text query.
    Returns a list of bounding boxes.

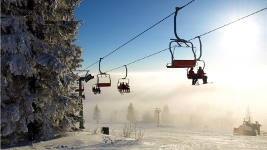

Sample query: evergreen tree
[1,0,82,145]
[93,105,101,124]
[162,105,171,124]
[154,108,161,127]
[127,103,136,124]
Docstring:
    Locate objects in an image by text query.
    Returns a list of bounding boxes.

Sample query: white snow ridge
[5,123,267,150]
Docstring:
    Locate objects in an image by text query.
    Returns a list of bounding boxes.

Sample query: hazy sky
[74,0,267,130]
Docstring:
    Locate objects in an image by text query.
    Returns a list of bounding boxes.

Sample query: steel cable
[105,7,266,72]
[84,0,196,70]
[188,7,267,41]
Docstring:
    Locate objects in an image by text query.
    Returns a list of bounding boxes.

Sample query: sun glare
[220,20,260,58]
[213,19,263,88]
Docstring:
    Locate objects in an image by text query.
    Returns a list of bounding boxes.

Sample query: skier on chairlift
[122,82,126,92]
[92,87,97,94]
[125,83,130,92]
[188,67,198,85]
[97,87,101,94]
[197,66,208,84]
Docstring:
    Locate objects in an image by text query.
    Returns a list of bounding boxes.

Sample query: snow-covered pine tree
[126,103,136,124]
[162,105,171,124]
[1,0,83,145]
[93,105,101,124]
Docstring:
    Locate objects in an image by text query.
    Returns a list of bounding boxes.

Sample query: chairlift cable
[105,7,266,73]
[83,0,196,70]
[85,61,99,70]
[106,45,177,72]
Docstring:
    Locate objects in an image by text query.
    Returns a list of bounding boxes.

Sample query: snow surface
[5,123,267,150]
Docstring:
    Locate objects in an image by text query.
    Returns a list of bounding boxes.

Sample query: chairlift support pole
[154,108,161,127]
[78,78,84,129]
[75,70,94,129]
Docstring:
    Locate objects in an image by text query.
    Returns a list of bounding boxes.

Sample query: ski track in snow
[5,124,267,150]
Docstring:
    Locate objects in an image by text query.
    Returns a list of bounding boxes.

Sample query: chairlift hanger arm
[196,36,202,60]
[201,60,206,70]
[123,65,128,79]
[173,7,190,44]
[98,58,106,75]
[169,41,176,61]
[174,7,180,40]
[188,42,196,60]
[169,41,196,61]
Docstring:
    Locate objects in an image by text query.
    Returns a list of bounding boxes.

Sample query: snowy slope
[5,123,267,150]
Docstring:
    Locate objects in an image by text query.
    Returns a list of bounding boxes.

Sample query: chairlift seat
[167,60,196,68]
[97,83,111,87]
[75,89,84,92]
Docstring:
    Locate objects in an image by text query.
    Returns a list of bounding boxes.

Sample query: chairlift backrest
[97,74,111,87]
[117,65,130,87]
[97,58,111,87]
[117,78,130,86]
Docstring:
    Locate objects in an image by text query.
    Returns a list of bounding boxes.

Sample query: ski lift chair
[117,79,130,93]
[117,65,130,93]
[97,74,111,87]
[96,58,112,87]
[166,7,198,69]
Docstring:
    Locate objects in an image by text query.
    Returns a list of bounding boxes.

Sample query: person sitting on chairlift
[97,87,101,94]
[125,83,130,92]
[92,87,96,94]
[188,67,197,85]
[118,83,123,93]
[122,83,124,88]
[124,83,128,92]
[197,67,208,84]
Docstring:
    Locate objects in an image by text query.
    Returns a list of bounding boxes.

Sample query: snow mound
[99,135,140,147]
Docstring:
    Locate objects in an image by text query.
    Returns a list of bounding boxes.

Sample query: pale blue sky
[74,0,267,73]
